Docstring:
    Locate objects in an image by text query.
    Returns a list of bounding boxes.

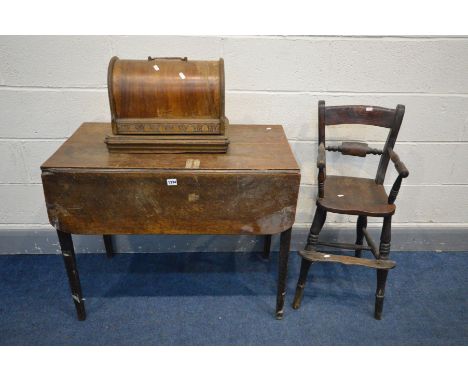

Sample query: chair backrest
[318,100,405,184]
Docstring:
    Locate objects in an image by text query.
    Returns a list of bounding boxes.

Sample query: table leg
[263,234,272,259]
[103,235,114,258]
[56,230,86,321]
[275,227,292,319]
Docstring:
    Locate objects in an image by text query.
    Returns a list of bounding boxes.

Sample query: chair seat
[317,175,395,217]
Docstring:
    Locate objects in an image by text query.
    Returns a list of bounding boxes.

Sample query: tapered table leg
[57,230,86,321]
[263,234,272,259]
[275,227,292,320]
[103,235,114,258]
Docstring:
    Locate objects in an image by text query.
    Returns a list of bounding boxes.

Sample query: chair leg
[292,258,312,309]
[103,235,114,258]
[375,269,388,320]
[57,230,86,321]
[375,216,392,320]
[355,215,367,258]
[305,205,327,250]
[262,234,272,259]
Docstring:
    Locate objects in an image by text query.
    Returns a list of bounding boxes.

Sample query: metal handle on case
[147,56,188,61]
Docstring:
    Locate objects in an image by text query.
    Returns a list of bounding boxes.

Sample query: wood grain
[108,57,226,135]
[105,134,229,153]
[41,124,300,235]
[317,175,395,216]
[296,100,408,320]
[325,105,396,127]
[42,124,297,171]
[299,250,396,270]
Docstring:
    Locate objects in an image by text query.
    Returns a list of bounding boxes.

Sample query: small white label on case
[179,72,186,79]
[366,107,373,112]
[337,194,344,197]
[153,64,160,71]
[167,179,177,186]
[324,254,331,258]
[266,127,272,131]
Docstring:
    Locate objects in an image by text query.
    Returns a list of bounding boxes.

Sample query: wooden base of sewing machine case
[105,132,229,153]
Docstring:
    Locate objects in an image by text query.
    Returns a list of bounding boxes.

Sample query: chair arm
[317,142,326,169]
[387,148,409,204]
[388,148,409,178]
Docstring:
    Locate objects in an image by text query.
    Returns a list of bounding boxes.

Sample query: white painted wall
[1,36,467,233]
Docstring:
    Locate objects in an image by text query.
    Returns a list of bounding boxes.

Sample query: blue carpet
[0,251,466,345]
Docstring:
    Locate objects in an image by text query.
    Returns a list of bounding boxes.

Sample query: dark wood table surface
[41,123,301,320]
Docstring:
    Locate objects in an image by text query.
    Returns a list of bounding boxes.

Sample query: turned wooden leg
[103,235,114,258]
[292,257,312,309]
[275,227,292,320]
[375,269,388,320]
[262,234,272,259]
[355,215,367,258]
[375,216,392,320]
[305,205,327,250]
[57,230,86,321]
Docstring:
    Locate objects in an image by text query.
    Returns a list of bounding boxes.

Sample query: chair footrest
[299,249,396,270]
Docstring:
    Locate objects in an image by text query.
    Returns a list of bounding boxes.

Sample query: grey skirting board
[0,226,466,255]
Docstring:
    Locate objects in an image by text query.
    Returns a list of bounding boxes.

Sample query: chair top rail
[325,105,396,127]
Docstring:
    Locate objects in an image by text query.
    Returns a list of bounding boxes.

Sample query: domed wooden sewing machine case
[105,56,229,153]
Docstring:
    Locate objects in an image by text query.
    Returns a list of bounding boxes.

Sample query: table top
[42,123,299,173]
